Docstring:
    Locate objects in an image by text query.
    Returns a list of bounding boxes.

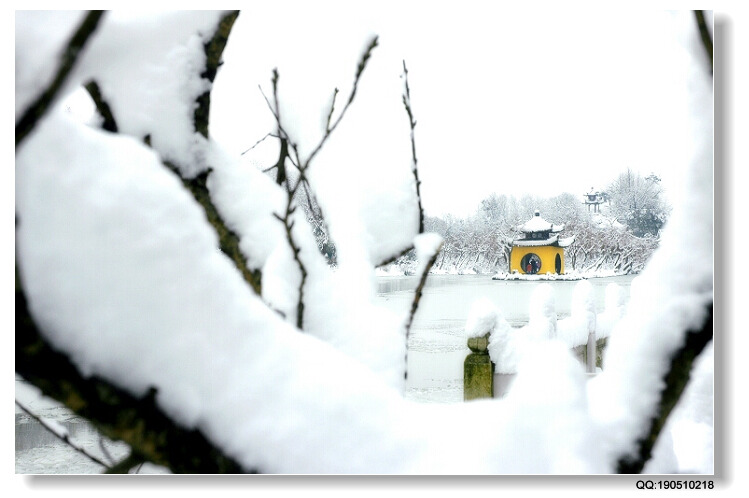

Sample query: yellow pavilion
[509,211,575,275]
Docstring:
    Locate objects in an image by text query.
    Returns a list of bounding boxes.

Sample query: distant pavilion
[584,187,607,213]
[509,211,575,275]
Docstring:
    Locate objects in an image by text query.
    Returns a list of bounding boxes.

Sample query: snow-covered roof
[512,234,576,248]
[513,234,559,247]
[558,236,575,248]
[519,211,564,233]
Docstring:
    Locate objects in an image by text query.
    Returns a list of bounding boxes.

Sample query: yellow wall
[510,245,565,274]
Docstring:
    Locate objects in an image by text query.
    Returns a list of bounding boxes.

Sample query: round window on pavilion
[520,253,541,274]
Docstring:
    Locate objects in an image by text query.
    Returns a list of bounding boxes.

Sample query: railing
[464,280,626,401]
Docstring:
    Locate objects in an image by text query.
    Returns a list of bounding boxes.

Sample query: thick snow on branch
[205,146,287,272]
[16,110,411,472]
[585,15,714,466]
[16,11,229,178]
[15,11,87,121]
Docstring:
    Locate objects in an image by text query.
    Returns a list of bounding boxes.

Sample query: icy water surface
[376,274,635,403]
[16,274,634,473]
[14,386,170,475]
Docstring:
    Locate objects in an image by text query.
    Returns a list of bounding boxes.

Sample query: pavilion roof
[519,211,564,233]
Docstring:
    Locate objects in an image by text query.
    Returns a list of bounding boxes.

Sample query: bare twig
[16,10,106,147]
[304,36,379,166]
[263,72,309,329]
[258,73,301,168]
[376,246,416,268]
[98,434,116,466]
[273,137,289,186]
[398,62,441,380]
[274,207,308,330]
[15,398,112,469]
[260,37,381,328]
[402,242,443,380]
[694,10,713,75]
[85,80,118,132]
[401,60,424,233]
[105,452,147,474]
[373,60,428,269]
[242,132,277,155]
[272,69,282,129]
[325,88,340,132]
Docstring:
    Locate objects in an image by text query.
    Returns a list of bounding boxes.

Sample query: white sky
[210,4,709,217]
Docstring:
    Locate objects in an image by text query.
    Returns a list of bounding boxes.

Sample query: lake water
[376,274,636,403]
[16,273,634,473]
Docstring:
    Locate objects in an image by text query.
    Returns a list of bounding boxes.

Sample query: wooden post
[596,337,607,369]
[464,333,493,401]
[586,331,596,373]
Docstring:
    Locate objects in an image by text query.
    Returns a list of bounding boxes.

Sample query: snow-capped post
[464,299,500,400]
[525,283,557,342]
[570,280,597,373]
[464,334,493,401]
[586,329,596,373]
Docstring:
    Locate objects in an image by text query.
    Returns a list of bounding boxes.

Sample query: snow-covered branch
[694,10,713,74]
[162,11,264,294]
[194,11,239,139]
[15,11,105,147]
[175,168,264,295]
[616,305,713,473]
[15,274,245,473]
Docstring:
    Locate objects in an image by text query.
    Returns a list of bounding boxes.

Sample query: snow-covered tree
[16,9,713,475]
[421,190,658,276]
[607,168,671,237]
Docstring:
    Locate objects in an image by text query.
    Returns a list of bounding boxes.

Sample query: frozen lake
[376,273,636,403]
[16,273,635,473]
